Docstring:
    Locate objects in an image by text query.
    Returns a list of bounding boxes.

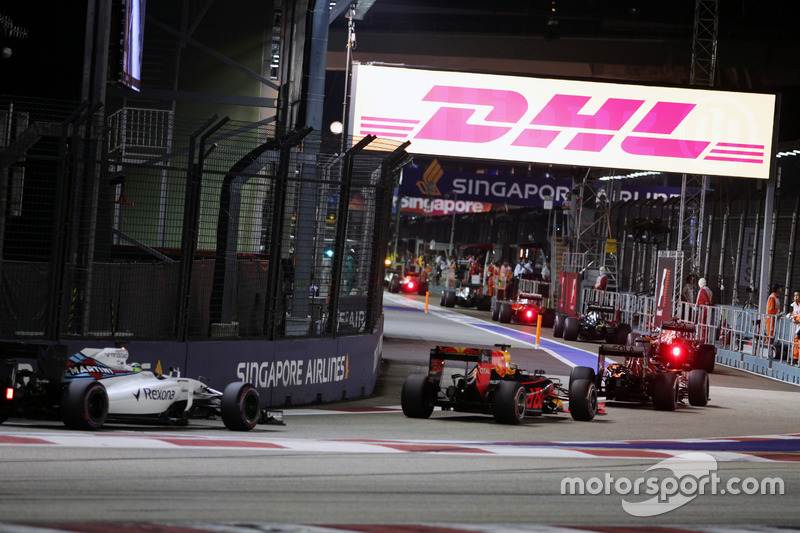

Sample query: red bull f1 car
[401,344,599,424]
[0,343,281,431]
[574,334,711,411]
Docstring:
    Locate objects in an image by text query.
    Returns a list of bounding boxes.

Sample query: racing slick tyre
[569,379,598,421]
[491,300,500,321]
[61,380,109,430]
[499,302,513,324]
[553,313,565,338]
[389,278,400,293]
[416,281,429,296]
[687,369,710,407]
[541,308,556,328]
[563,317,580,341]
[0,403,10,424]
[440,291,446,306]
[477,295,492,311]
[653,372,679,411]
[569,366,596,389]
[492,380,526,425]
[221,382,261,431]
[696,344,716,374]
[614,324,632,345]
[401,374,435,419]
[444,291,456,308]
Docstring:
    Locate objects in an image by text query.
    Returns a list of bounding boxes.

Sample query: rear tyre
[492,380,526,425]
[696,344,716,373]
[687,369,709,406]
[417,281,429,295]
[499,303,513,324]
[569,379,598,421]
[476,295,492,311]
[0,403,11,424]
[653,372,679,411]
[491,300,500,321]
[221,382,260,431]
[614,324,632,345]
[563,317,580,341]
[389,278,399,293]
[401,374,434,419]
[553,314,565,338]
[569,366,596,389]
[61,380,108,430]
[444,291,456,308]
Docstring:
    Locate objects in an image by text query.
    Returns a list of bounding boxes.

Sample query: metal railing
[577,287,799,366]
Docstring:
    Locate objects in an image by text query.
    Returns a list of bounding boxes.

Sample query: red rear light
[408,281,415,290]
[5,387,13,400]
[525,309,534,320]
[670,345,683,358]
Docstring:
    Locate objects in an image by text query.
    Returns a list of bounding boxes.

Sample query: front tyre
[492,380,527,425]
[687,369,709,406]
[569,366,596,389]
[569,379,598,421]
[653,372,679,411]
[221,382,260,431]
[61,380,108,430]
[401,374,434,418]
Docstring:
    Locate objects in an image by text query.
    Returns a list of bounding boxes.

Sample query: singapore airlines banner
[351,64,777,180]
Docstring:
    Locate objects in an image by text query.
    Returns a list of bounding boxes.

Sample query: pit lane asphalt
[0,291,798,527]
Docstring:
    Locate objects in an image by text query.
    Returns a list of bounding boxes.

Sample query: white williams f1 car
[1,345,282,431]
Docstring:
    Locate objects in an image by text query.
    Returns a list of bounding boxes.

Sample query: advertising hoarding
[352,64,776,179]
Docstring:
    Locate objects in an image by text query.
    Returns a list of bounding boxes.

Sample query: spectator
[594,266,608,291]
[766,283,782,345]
[541,261,550,282]
[789,290,800,365]
[682,274,696,303]
[696,277,714,341]
[513,260,525,278]
[497,260,512,300]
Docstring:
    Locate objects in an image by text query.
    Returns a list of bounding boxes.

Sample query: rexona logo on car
[133,388,177,401]
[351,64,776,179]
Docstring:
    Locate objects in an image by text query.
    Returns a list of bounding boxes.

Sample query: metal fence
[0,96,409,342]
[578,287,800,366]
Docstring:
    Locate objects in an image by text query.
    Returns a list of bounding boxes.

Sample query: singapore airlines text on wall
[352,64,776,179]
[237,355,349,389]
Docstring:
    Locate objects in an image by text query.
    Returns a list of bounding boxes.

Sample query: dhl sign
[350,64,777,179]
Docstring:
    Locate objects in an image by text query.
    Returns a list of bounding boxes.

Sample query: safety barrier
[576,288,800,371]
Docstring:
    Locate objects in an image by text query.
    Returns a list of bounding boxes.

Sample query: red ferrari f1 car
[571,333,711,411]
[401,344,599,424]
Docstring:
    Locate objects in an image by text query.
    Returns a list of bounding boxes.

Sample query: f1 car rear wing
[660,319,696,333]
[596,344,646,377]
[598,344,646,357]
[586,304,616,314]
[429,346,486,363]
